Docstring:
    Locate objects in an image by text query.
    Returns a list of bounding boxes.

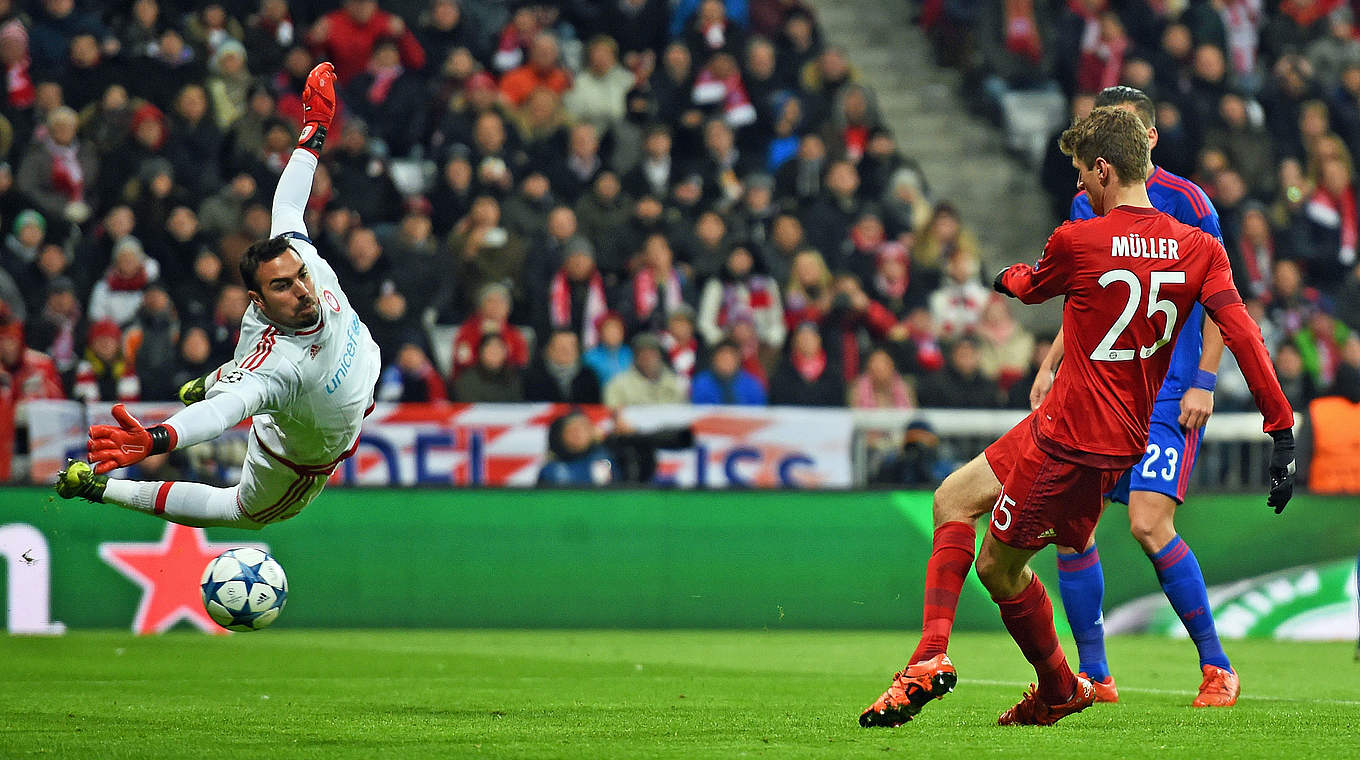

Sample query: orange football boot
[997,676,1096,726]
[859,654,958,727]
[1078,671,1119,703]
[1192,665,1240,707]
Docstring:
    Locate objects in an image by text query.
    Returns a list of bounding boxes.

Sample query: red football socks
[910,520,976,664]
[996,574,1077,705]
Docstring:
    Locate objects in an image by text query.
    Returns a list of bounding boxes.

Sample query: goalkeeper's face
[252,249,320,329]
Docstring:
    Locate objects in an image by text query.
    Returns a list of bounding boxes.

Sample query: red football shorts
[982,416,1123,551]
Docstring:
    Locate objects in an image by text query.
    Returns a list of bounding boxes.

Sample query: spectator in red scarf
[88,237,158,327]
[849,346,915,409]
[768,320,843,406]
[545,237,610,349]
[842,209,892,286]
[500,32,571,107]
[977,0,1052,100]
[73,319,139,402]
[343,40,427,156]
[697,245,785,351]
[887,306,945,376]
[307,0,426,84]
[825,84,881,163]
[1076,10,1127,94]
[1301,149,1360,288]
[16,106,96,225]
[492,5,541,73]
[661,304,701,384]
[867,240,914,318]
[622,232,693,335]
[0,316,63,407]
[1230,203,1277,300]
[0,20,34,116]
[725,311,772,383]
[823,271,898,379]
[450,282,529,379]
[684,0,748,63]
[693,52,757,132]
[26,277,83,384]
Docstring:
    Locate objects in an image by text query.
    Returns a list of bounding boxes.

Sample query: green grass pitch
[1,630,1356,759]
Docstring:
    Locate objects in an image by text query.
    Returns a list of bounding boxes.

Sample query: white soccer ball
[200,548,288,632]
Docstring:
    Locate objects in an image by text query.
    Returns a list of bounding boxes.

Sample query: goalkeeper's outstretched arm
[270,61,336,241]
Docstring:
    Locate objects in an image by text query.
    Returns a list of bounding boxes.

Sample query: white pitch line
[966,678,1360,706]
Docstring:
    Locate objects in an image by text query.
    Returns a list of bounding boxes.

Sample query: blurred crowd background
[0,0,1356,479]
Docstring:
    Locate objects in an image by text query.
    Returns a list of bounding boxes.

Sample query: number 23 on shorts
[1140,442,1180,481]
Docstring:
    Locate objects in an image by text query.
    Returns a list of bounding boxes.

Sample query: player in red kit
[859,107,1296,727]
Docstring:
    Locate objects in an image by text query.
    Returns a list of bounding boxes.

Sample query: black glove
[992,268,1014,297]
[1267,429,1295,514]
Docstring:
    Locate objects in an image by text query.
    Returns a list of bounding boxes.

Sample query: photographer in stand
[538,408,694,486]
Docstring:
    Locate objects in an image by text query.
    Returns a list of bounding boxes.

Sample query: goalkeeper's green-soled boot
[178,376,206,405]
[54,459,107,502]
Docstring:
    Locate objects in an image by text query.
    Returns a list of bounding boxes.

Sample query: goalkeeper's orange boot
[1079,672,1119,703]
[997,676,1095,726]
[1192,665,1239,707]
[858,653,957,727]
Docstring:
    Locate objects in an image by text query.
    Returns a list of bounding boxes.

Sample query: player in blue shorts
[1030,87,1240,707]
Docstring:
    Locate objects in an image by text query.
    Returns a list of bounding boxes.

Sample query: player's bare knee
[932,457,998,527]
[1127,507,1175,552]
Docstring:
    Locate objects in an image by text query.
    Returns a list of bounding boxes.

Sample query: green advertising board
[2,488,1356,633]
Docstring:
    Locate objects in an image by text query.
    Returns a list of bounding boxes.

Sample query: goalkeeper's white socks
[102,480,259,529]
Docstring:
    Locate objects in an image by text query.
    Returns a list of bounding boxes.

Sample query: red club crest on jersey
[323,290,341,312]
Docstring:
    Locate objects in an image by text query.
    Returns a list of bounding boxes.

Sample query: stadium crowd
[921,0,1360,414]
[3,0,1359,480]
[0,0,1055,434]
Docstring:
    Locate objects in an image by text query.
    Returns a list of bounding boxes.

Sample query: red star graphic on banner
[99,523,268,635]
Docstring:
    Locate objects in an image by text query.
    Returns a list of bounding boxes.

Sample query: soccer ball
[200,548,288,632]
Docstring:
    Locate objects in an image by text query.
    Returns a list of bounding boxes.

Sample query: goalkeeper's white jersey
[221,233,381,467]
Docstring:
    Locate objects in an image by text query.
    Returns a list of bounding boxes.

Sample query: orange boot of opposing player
[1079,671,1119,703]
[997,676,1096,726]
[858,654,958,727]
[1192,665,1240,707]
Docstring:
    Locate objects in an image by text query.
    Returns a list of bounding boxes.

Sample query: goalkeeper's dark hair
[240,236,294,292]
[1094,86,1155,129]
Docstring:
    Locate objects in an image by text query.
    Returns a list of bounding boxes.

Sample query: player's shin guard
[910,521,976,664]
[103,480,261,529]
[1150,535,1230,672]
[1057,544,1110,681]
[996,575,1078,705]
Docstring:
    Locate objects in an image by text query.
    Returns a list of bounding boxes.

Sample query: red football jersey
[1000,205,1292,468]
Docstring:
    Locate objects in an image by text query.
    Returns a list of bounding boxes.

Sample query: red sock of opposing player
[996,574,1078,705]
[910,521,976,664]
